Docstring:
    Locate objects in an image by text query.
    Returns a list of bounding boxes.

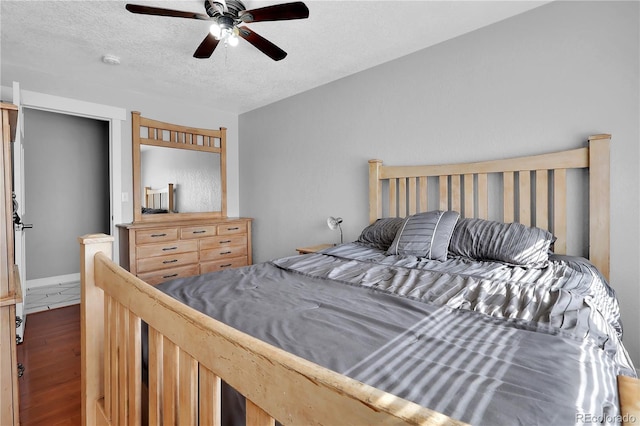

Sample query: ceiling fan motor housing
[205,0,246,19]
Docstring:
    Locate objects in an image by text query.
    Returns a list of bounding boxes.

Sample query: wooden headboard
[369,134,611,280]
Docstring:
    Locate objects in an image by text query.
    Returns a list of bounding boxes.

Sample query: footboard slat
[199,366,222,426]
[108,297,118,423]
[103,296,112,419]
[148,327,163,425]
[162,336,179,424]
[117,302,129,425]
[246,399,275,426]
[179,349,198,425]
[127,311,142,426]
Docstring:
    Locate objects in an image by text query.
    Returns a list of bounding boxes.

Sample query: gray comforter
[156,243,636,425]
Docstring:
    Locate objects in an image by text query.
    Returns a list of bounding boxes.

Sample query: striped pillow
[386,211,460,261]
[357,217,404,250]
[448,218,554,268]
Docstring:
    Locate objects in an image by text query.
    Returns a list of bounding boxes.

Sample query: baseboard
[26,273,80,289]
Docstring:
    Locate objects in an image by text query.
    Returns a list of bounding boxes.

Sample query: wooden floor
[16,304,81,426]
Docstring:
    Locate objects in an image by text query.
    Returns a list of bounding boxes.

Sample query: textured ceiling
[1,1,549,114]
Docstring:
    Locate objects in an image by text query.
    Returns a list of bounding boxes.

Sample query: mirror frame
[131,111,227,223]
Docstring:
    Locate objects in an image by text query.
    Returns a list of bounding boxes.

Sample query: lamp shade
[327,216,343,230]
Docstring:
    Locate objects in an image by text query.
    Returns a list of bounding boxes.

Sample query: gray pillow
[357,217,404,250]
[386,211,460,261]
[449,217,554,268]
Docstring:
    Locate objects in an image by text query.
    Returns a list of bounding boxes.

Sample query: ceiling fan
[125,1,309,61]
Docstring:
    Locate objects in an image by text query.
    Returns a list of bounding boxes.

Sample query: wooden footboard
[80,234,466,426]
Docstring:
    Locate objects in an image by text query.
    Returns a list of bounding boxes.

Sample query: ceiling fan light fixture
[209,22,222,39]
[227,33,239,46]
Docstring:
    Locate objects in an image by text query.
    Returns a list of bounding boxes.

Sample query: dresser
[0,102,20,425]
[117,217,252,285]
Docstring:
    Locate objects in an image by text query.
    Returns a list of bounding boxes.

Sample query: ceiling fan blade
[193,33,220,59]
[237,26,287,61]
[239,2,309,23]
[125,4,210,20]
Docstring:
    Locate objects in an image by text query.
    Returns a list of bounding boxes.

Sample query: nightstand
[295,243,335,255]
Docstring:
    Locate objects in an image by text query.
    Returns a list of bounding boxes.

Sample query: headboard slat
[464,174,474,218]
[503,171,515,222]
[519,171,532,226]
[398,179,407,217]
[419,177,428,213]
[408,178,417,215]
[535,170,549,230]
[439,176,448,211]
[477,173,489,218]
[553,169,568,254]
[389,178,397,217]
[451,175,461,213]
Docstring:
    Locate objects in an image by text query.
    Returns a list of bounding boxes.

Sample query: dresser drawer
[138,264,199,286]
[200,256,249,273]
[200,244,248,262]
[181,225,217,239]
[137,251,199,273]
[217,222,247,235]
[135,228,179,244]
[137,240,198,259]
[200,235,247,250]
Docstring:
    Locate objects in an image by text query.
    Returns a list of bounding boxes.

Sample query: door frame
[19,89,126,255]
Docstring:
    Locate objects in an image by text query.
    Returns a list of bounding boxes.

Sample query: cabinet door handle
[163,273,178,279]
[220,263,232,268]
[226,227,240,231]
[219,240,232,244]
[151,233,167,237]
[192,230,207,234]
[162,246,178,251]
[220,251,232,255]
[163,259,178,264]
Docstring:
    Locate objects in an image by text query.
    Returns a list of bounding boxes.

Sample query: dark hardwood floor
[17,305,81,426]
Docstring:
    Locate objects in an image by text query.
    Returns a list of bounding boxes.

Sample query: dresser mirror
[132,111,227,223]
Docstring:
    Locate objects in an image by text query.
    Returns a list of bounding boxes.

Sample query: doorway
[11,87,126,341]
[22,109,109,313]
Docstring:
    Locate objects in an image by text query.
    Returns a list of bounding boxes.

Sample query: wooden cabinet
[118,218,252,286]
[0,102,20,425]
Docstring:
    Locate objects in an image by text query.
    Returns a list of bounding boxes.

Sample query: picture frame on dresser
[117,112,252,285]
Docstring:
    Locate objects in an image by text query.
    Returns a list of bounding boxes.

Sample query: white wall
[239,1,640,366]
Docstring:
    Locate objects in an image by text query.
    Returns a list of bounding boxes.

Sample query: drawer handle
[220,263,233,268]
[151,233,167,237]
[226,227,240,231]
[163,259,178,264]
[162,246,178,251]
[219,240,232,244]
[192,230,207,234]
[220,251,232,255]
[163,273,178,279]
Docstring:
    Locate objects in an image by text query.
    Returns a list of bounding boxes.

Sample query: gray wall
[23,108,110,279]
[239,1,640,366]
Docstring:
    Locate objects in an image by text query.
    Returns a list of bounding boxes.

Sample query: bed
[142,183,175,214]
[80,133,639,425]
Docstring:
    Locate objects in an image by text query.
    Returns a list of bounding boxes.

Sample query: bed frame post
[369,159,383,224]
[79,233,114,426]
[587,134,611,281]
